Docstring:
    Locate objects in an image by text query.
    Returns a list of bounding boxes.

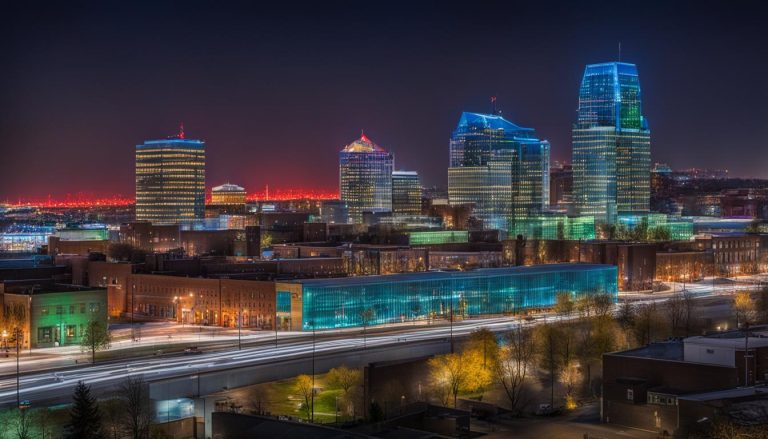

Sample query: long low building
[276,263,617,331]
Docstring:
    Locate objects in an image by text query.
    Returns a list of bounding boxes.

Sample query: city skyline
[2,1,768,200]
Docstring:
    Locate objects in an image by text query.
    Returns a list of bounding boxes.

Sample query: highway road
[0,315,538,407]
[0,274,760,408]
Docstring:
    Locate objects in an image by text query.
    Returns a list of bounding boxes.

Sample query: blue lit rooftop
[584,61,638,76]
[456,112,535,135]
[137,138,205,149]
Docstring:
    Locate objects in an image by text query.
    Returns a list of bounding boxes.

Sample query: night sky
[2,1,767,200]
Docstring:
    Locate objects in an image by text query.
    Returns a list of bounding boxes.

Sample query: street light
[14,327,21,409]
[237,290,242,350]
[131,284,136,342]
[310,318,316,423]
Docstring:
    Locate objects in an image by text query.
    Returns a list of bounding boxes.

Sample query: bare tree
[631,303,666,346]
[733,291,757,327]
[534,324,562,408]
[666,292,685,335]
[681,289,697,336]
[294,375,314,420]
[494,326,534,414]
[554,292,574,318]
[326,365,362,418]
[427,353,468,407]
[120,376,153,439]
[81,320,111,364]
[245,384,273,416]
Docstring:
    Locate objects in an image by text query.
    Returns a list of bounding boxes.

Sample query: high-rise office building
[392,171,422,216]
[339,133,394,224]
[135,128,205,224]
[448,112,550,230]
[572,62,651,225]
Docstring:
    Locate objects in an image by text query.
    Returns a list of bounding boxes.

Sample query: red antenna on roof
[179,123,185,139]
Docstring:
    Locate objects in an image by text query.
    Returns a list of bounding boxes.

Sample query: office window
[65,325,76,338]
[38,327,53,343]
[70,305,75,315]
[626,389,634,401]
[80,303,86,314]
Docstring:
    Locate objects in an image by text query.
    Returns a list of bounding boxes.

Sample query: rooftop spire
[179,123,185,139]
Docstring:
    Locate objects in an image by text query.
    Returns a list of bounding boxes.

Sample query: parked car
[184,346,203,355]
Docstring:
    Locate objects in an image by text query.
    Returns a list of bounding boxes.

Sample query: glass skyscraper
[392,171,422,216]
[448,112,550,230]
[135,130,205,224]
[339,133,394,224]
[572,62,651,225]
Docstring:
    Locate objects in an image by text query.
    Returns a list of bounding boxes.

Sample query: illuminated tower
[448,112,550,230]
[572,62,651,225]
[392,171,422,216]
[135,126,205,224]
[339,133,394,224]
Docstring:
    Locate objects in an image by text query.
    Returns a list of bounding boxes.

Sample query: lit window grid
[392,172,422,216]
[135,140,205,224]
[339,150,394,224]
[295,265,617,330]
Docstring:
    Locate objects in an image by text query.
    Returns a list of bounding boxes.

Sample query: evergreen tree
[65,381,103,439]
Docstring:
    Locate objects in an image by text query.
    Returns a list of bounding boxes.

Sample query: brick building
[602,327,768,435]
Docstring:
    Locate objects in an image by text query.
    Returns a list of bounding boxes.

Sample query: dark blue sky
[2,0,767,199]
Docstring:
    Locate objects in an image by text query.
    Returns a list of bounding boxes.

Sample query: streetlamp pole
[237,291,242,350]
[15,328,20,409]
[449,303,454,354]
[311,320,316,423]
[131,284,136,342]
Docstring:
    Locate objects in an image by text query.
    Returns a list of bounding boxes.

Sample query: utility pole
[237,290,242,350]
[744,322,751,386]
[449,304,454,354]
[15,327,21,409]
[311,320,316,423]
[131,283,136,342]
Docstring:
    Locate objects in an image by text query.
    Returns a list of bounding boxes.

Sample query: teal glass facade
[509,214,596,240]
[448,112,550,230]
[573,62,650,225]
[290,264,617,330]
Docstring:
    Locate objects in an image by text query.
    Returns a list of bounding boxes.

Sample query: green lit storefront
[276,264,617,331]
[30,288,108,348]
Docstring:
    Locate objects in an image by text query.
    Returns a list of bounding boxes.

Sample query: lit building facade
[391,171,422,216]
[572,62,651,225]
[135,130,206,224]
[448,112,550,230]
[276,264,617,331]
[207,183,247,217]
[211,183,246,204]
[339,134,394,224]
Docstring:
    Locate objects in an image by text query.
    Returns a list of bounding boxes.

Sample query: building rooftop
[287,263,615,287]
[456,112,535,137]
[612,341,684,361]
[341,133,388,153]
[678,386,768,402]
[212,183,245,192]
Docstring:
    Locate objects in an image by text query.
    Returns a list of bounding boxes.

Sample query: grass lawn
[260,374,347,424]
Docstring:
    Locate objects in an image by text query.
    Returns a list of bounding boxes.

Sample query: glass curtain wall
[297,265,617,330]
